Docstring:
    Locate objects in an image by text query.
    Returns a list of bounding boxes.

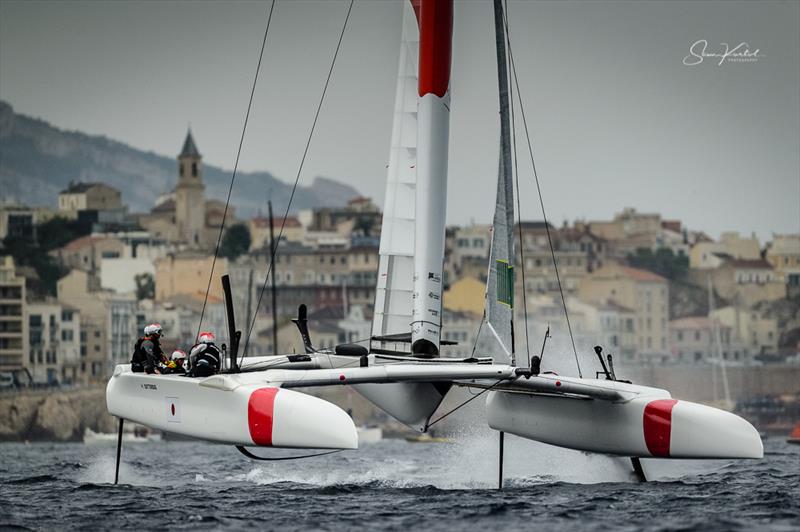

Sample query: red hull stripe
[416,0,452,98]
[248,387,279,446]
[643,399,678,457]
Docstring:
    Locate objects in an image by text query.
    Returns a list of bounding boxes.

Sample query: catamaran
[106,0,762,485]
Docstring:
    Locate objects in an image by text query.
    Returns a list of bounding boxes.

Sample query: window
[191,162,198,177]
[677,331,683,341]
[694,331,700,341]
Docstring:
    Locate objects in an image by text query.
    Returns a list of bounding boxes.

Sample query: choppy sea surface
[1,432,798,531]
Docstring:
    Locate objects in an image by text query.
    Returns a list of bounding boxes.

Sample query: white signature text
[683,40,761,66]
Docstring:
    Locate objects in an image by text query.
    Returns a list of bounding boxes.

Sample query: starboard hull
[486,386,763,459]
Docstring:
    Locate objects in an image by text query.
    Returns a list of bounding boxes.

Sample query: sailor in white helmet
[163,349,189,375]
[188,332,221,377]
[131,324,166,374]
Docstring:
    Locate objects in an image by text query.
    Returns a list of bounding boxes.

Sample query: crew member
[161,349,188,374]
[188,331,221,377]
[131,324,166,374]
[171,349,189,374]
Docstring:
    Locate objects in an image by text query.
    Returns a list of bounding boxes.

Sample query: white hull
[106,365,357,450]
[486,377,763,459]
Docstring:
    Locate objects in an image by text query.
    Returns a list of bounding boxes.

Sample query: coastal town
[1,130,799,431]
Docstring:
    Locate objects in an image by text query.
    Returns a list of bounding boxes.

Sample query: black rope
[425,379,505,430]
[503,0,531,366]
[241,0,355,361]
[502,9,583,377]
[196,0,277,340]
[236,446,342,461]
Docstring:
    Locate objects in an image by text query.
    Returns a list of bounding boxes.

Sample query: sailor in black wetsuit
[188,331,221,378]
[131,324,166,374]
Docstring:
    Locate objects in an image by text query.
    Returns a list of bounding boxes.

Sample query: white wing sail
[371,1,420,348]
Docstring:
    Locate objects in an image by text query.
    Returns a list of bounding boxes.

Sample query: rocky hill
[0,100,359,215]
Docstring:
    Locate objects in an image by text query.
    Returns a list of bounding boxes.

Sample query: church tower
[175,129,206,246]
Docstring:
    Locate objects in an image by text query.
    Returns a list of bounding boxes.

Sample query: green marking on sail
[496,260,514,307]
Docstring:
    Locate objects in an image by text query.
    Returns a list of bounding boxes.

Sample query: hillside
[0,101,359,215]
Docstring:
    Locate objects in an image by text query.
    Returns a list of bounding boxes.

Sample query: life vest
[189,343,221,377]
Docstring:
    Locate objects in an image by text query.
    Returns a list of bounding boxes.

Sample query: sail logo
[683,40,761,66]
[166,396,181,423]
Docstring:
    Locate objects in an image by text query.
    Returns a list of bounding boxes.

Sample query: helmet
[144,323,163,337]
[198,331,215,344]
[171,349,187,362]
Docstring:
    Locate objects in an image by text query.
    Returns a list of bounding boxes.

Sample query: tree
[37,216,87,251]
[134,273,155,301]
[626,247,689,280]
[219,224,251,261]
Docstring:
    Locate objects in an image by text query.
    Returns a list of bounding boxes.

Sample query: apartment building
[578,264,669,363]
[0,256,26,374]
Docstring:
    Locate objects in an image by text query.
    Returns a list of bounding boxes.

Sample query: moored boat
[787,424,800,445]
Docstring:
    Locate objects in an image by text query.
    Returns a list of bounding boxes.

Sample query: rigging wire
[503,0,531,366]
[501,4,583,377]
[425,379,505,430]
[196,0,277,340]
[241,0,355,362]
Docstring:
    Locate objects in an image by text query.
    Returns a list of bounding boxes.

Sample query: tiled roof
[617,265,667,283]
[61,235,103,251]
[251,216,301,228]
[60,182,104,194]
[728,258,772,269]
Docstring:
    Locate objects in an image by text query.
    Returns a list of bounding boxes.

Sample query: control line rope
[502,4,583,377]
[241,0,355,362]
[196,0,277,340]
[424,379,506,430]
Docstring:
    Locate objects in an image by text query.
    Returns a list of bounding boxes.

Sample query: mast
[410,0,454,357]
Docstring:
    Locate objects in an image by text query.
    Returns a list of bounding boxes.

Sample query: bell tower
[175,129,206,246]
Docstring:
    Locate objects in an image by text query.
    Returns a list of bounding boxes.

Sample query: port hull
[106,365,358,449]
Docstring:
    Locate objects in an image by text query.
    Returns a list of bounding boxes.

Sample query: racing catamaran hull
[106,366,358,449]
[486,386,763,459]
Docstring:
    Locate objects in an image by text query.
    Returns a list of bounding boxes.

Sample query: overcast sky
[1,0,798,241]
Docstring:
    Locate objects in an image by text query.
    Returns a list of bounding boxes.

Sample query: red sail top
[413,0,452,98]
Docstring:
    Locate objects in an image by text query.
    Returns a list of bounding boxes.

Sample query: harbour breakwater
[0,386,116,442]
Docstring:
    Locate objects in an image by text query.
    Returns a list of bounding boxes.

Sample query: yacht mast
[411,0,454,356]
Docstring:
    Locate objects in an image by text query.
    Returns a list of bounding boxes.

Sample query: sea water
[1,432,798,531]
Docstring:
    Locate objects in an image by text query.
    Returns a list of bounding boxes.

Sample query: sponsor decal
[428,272,441,283]
[428,291,440,300]
[140,383,157,390]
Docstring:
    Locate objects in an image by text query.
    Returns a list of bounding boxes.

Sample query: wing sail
[371,0,420,350]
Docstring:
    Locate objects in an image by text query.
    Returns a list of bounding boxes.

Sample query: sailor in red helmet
[131,324,167,374]
[188,331,221,377]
